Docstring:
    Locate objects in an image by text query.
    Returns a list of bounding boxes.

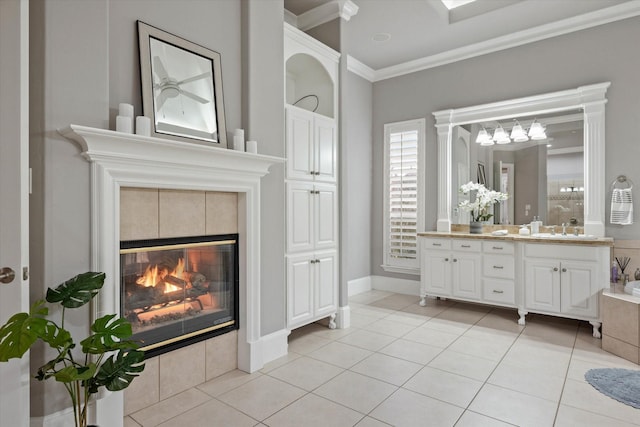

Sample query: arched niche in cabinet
[286,53,334,118]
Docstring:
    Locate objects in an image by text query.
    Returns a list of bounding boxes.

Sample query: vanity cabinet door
[560,260,598,318]
[286,182,314,253]
[287,254,314,327]
[525,259,561,313]
[451,252,481,300]
[286,107,314,181]
[314,115,337,183]
[422,251,452,296]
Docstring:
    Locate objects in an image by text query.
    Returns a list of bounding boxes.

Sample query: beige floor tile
[351,305,395,318]
[378,339,443,365]
[554,404,638,427]
[350,353,423,386]
[455,411,515,427]
[157,399,257,427]
[354,416,393,426]
[363,318,417,338]
[501,341,572,378]
[401,302,451,317]
[337,329,396,351]
[268,356,343,391]
[447,335,513,362]
[468,384,557,427]
[369,294,419,310]
[259,353,302,374]
[422,317,472,335]
[314,370,398,414]
[428,350,498,381]
[520,319,578,347]
[403,366,483,408]
[437,304,490,324]
[130,388,212,427]
[560,378,640,425]
[462,324,520,345]
[349,290,393,304]
[124,416,142,427]
[350,312,384,328]
[370,388,464,427]
[487,360,566,402]
[403,325,460,348]
[288,333,332,355]
[309,324,356,340]
[197,369,263,397]
[382,311,429,326]
[218,375,306,421]
[263,393,363,427]
[307,341,372,368]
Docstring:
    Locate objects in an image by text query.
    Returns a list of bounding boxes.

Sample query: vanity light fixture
[493,125,511,144]
[528,120,547,140]
[476,119,547,145]
[510,120,529,142]
[475,127,491,144]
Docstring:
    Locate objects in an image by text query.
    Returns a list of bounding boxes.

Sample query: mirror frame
[433,82,610,237]
[138,21,228,147]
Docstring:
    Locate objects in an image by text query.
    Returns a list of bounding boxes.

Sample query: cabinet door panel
[561,261,598,317]
[286,107,314,181]
[525,260,561,312]
[452,253,481,300]
[315,184,337,249]
[287,255,314,327]
[422,251,451,296]
[315,115,336,183]
[286,182,314,253]
[315,251,337,317]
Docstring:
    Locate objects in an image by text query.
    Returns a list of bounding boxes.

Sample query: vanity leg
[328,313,337,330]
[419,296,426,307]
[517,309,528,326]
[589,321,601,339]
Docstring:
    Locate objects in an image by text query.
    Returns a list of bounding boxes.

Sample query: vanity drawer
[482,241,514,255]
[452,239,481,252]
[482,278,516,305]
[421,238,451,251]
[483,255,515,279]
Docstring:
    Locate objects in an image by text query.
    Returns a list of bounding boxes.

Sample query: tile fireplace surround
[61,125,284,426]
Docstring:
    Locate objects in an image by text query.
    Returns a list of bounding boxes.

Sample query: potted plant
[458,181,508,233]
[0,272,145,427]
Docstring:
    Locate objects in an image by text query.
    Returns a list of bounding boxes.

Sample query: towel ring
[611,175,634,190]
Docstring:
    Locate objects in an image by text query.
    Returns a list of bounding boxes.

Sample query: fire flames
[136,258,186,292]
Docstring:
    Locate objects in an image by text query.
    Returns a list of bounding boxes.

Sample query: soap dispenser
[531,216,540,235]
[519,224,530,236]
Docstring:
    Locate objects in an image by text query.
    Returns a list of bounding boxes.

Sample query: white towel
[610,188,633,225]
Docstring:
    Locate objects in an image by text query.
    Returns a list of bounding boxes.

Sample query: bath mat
[584,368,640,409]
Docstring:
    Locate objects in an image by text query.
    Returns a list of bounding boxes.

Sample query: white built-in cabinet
[419,235,610,337]
[284,24,340,330]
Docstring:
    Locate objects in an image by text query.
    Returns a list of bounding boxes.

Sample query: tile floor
[125,290,640,427]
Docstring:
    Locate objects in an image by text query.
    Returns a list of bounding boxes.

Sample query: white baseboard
[348,276,372,296]
[371,275,420,295]
[260,328,289,366]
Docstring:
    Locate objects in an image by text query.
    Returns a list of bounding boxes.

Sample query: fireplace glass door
[120,234,238,357]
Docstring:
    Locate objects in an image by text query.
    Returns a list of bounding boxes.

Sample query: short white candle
[115,115,133,134]
[135,116,151,136]
[233,134,245,151]
[246,140,257,154]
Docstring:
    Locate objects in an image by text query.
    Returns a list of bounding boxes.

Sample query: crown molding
[346,55,375,82]
[297,0,359,31]
[368,1,640,82]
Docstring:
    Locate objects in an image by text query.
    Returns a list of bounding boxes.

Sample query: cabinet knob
[444,258,449,262]
[432,243,442,247]
[492,246,503,250]
[562,268,567,273]
[493,265,504,269]
[492,290,504,294]
[452,259,457,262]
[553,267,559,272]
[310,260,316,264]
[461,244,471,248]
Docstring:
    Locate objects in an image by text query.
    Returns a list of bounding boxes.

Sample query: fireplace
[120,234,239,358]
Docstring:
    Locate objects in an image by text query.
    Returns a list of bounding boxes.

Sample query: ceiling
[284,0,637,74]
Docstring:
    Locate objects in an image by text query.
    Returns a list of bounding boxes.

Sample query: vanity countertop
[418,231,614,246]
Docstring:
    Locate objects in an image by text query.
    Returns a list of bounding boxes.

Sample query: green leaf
[0,301,51,361]
[46,272,105,309]
[88,350,145,394]
[52,363,97,383]
[80,315,137,354]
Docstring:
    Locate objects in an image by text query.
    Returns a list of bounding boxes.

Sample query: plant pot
[469,221,483,234]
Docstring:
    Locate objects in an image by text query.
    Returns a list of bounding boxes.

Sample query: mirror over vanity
[433,83,610,237]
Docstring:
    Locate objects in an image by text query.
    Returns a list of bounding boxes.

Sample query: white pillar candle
[118,103,134,118]
[234,128,244,139]
[135,116,151,136]
[115,115,133,134]
[246,140,258,154]
[233,134,245,151]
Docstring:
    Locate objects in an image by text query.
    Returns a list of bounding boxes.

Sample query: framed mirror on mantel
[433,82,610,237]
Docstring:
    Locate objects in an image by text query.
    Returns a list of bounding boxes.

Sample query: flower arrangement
[458,181,508,222]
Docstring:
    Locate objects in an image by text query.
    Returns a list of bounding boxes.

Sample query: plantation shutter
[388,129,418,261]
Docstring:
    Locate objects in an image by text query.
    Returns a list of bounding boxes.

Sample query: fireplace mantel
[60,124,283,426]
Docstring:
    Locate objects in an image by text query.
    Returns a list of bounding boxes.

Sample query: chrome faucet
[574,226,580,236]
[561,223,567,236]
[550,226,556,235]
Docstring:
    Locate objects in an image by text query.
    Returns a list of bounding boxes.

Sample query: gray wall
[372,16,640,279]
[29,0,283,417]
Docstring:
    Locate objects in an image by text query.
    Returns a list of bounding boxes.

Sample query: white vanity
[418,232,612,337]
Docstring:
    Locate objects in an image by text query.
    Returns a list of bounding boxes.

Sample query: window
[383,119,425,274]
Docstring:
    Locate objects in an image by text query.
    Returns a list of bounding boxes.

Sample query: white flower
[458,181,508,222]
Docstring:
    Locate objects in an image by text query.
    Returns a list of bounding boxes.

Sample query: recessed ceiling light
[372,33,391,42]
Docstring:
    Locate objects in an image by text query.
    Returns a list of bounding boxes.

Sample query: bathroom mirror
[433,83,610,237]
[138,21,228,147]
[452,111,584,227]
